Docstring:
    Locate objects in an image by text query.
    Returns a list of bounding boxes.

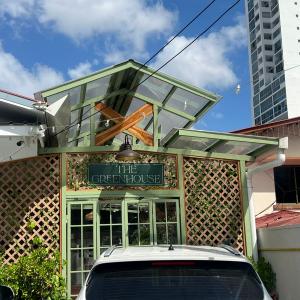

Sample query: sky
[0,0,252,132]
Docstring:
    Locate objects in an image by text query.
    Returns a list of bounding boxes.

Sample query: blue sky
[0,0,252,132]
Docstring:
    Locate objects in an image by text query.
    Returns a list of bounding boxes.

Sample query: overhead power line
[51,0,217,138]
[53,0,241,138]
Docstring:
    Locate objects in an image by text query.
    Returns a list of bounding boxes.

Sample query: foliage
[0,247,68,300]
[249,256,276,293]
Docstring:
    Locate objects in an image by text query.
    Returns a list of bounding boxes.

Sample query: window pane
[83,205,93,225]
[71,205,81,225]
[156,202,166,222]
[71,250,81,271]
[111,204,122,224]
[86,261,264,300]
[112,225,123,246]
[100,204,110,224]
[167,202,177,222]
[157,224,167,244]
[168,224,178,244]
[83,249,94,271]
[274,166,297,203]
[139,203,149,223]
[71,227,81,248]
[100,226,110,246]
[140,224,151,245]
[128,225,139,245]
[82,227,93,248]
[128,204,138,223]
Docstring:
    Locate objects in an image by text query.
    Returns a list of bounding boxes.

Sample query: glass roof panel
[47,86,81,106]
[158,110,188,140]
[166,136,217,151]
[212,141,264,155]
[85,75,112,100]
[163,129,279,157]
[136,74,173,103]
[166,89,209,116]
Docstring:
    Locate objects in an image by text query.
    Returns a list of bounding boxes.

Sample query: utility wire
[53,0,241,138]
[140,0,217,67]
[51,0,218,138]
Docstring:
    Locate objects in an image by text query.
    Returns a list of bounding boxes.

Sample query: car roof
[93,245,248,266]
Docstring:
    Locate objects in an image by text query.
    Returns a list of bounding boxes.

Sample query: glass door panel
[68,202,96,298]
[127,202,152,246]
[99,202,123,254]
[154,200,180,245]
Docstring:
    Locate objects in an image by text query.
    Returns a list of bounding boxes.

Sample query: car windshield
[86,260,264,300]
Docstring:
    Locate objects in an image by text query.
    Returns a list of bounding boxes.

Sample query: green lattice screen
[0,155,60,264]
[183,156,245,253]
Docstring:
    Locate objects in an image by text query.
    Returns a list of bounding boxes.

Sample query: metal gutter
[245,137,288,261]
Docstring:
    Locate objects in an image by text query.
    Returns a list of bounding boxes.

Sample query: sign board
[88,163,164,186]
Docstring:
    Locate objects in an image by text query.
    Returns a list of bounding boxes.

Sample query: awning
[162,129,279,157]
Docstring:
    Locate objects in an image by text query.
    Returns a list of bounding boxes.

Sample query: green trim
[177,154,186,244]
[240,160,252,257]
[90,103,96,146]
[65,189,181,198]
[39,145,253,161]
[40,60,220,106]
[176,129,279,145]
[153,105,158,147]
[41,62,133,97]
[61,153,67,279]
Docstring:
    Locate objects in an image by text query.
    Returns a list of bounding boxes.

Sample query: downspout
[245,137,288,261]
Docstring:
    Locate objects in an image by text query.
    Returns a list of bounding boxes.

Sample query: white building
[245,0,300,125]
[0,89,44,162]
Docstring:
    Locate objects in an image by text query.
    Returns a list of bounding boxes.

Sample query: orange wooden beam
[95,103,153,146]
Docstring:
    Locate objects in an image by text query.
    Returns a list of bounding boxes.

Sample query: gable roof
[233,117,300,136]
[35,59,222,143]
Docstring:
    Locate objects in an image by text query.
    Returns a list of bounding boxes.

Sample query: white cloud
[0,0,34,18]
[0,44,64,97]
[38,0,176,52]
[210,111,224,119]
[68,62,93,80]
[0,0,176,63]
[151,17,247,90]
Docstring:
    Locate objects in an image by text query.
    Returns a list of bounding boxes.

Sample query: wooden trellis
[183,157,245,253]
[0,155,60,264]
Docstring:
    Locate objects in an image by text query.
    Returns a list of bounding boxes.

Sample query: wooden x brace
[95,103,153,146]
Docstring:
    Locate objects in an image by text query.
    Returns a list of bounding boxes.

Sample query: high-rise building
[245,0,300,125]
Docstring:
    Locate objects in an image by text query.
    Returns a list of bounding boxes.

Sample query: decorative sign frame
[88,163,164,186]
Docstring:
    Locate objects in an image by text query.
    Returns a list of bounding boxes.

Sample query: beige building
[235,117,300,300]
[234,116,300,216]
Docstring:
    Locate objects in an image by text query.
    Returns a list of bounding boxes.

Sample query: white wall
[0,125,39,162]
[252,135,300,216]
[279,0,300,118]
[257,225,300,300]
[252,170,276,216]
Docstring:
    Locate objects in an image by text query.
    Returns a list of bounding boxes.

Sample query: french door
[67,198,180,297]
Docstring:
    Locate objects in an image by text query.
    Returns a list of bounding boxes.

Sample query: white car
[77,245,272,300]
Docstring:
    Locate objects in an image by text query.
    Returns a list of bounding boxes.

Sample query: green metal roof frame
[38,60,220,100]
[36,60,221,124]
[162,128,280,158]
